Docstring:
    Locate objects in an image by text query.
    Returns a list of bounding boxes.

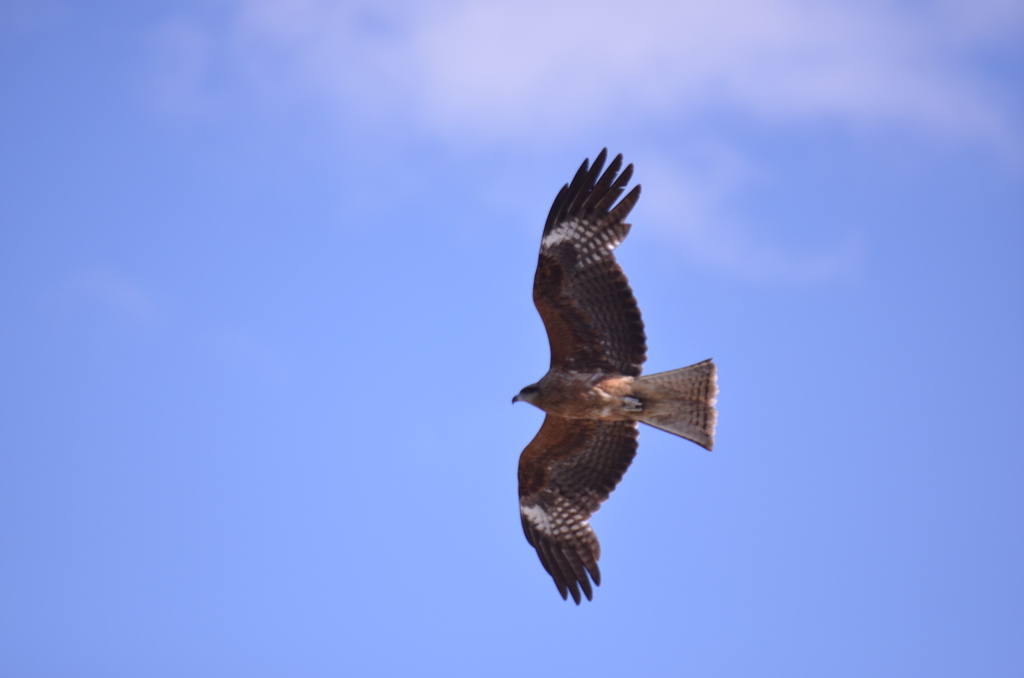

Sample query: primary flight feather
[513,150,718,604]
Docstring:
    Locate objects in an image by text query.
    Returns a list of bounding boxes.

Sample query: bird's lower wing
[518,416,639,603]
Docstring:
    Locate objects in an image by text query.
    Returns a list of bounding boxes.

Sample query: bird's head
[512,383,541,406]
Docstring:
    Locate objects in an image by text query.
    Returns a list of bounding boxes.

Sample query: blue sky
[1,1,1022,676]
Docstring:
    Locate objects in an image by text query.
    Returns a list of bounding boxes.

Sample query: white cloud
[149,0,1019,282]
[206,0,1021,146]
[637,146,863,283]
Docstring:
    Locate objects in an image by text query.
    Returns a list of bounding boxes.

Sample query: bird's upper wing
[534,149,647,377]
[518,415,639,603]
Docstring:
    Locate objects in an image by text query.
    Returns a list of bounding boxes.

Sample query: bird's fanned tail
[633,360,718,450]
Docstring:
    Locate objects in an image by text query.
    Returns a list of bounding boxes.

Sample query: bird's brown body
[512,150,718,604]
[516,371,636,420]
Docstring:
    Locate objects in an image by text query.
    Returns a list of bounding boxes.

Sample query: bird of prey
[512,149,718,604]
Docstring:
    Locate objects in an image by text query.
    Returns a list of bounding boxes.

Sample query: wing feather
[534,150,646,376]
[518,416,638,603]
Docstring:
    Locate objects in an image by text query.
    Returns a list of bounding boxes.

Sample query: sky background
[1,1,1022,676]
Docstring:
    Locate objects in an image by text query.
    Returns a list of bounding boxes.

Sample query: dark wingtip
[543,149,639,238]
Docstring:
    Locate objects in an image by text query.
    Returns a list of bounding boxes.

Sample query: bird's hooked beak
[513,384,540,405]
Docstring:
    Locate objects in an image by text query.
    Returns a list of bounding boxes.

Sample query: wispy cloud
[638,147,863,283]
[414,0,1018,144]
[147,0,1019,282]
[49,268,293,379]
[147,18,222,119]
[68,268,160,324]
[190,0,1023,147]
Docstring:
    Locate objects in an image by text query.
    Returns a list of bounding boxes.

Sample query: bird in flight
[513,149,718,604]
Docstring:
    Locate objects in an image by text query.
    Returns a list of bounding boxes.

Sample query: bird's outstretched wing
[534,149,647,377]
[518,415,639,603]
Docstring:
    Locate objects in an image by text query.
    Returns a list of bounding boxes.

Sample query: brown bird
[513,149,718,604]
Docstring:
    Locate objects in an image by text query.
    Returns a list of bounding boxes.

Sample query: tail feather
[633,360,718,450]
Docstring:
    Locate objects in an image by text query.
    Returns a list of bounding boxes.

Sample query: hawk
[513,149,718,604]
